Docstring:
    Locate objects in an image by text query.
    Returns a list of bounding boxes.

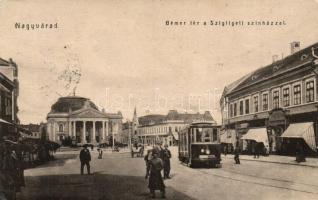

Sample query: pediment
[70,108,107,118]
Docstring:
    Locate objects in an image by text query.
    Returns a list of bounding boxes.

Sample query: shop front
[280,122,317,155]
[267,109,288,154]
[241,127,270,155]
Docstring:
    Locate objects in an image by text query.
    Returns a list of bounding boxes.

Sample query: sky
[1,0,318,124]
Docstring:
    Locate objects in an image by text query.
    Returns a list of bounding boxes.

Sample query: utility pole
[112,122,115,150]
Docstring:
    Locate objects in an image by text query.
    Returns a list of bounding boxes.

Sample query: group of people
[144,142,172,199]
[0,138,25,200]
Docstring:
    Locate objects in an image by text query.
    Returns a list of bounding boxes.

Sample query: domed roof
[50,96,99,113]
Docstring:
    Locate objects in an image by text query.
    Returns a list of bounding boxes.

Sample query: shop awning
[0,118,13,125]
[241,128,269,147]
[281,122,316,151]
[220,129,236,145]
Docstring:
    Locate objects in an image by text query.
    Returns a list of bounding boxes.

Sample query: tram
[178,122,221,168]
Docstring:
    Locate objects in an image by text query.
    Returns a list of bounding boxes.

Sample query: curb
[224,156,318,168]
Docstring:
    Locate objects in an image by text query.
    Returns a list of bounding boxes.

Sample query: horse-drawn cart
[131,146,144,158]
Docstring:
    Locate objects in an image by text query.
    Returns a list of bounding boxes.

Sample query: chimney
[290,41,300,54]
[272,55,279,63]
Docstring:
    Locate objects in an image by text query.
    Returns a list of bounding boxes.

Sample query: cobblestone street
[16,148,318,200]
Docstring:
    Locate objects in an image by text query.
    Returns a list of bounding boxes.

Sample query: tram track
[219,167,318,189]
[195,167,318,195]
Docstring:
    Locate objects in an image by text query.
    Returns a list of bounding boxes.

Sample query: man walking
[80,145,91,175]
[162,144,171,179]
[234,144,240,164]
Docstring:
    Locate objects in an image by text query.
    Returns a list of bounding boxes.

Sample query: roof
[49,96,99,113]
[138,110,215,126]
[226,42,318,95]
[138,114,166,126]
[48,96,122,119]
[0,58,10,66]
[0,72,15,90]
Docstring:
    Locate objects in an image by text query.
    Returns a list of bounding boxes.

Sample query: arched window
[58,124,64,133]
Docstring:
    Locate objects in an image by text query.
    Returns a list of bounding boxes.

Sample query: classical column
[68,121,72,137]
[92,121,96,143]
[102,121,105,141]
[53,122,56,142]
[106,121,109,137]
[82,121,86,144]
[73,121,76,137]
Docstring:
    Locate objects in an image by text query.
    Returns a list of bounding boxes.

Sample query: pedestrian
[162,144,171,179]
[97,148,103,159]
[80,145,91,175]
[223,145,228,156]
[146,149,165,198]
[144,149,153,179]
[295,141,306,163]
[252,141,257,158]
[234,145,240,164]
[255,142,260,158]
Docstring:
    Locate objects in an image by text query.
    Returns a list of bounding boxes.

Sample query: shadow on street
[18,173,195,200]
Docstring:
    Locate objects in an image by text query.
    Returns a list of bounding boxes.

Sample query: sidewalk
[223,154,318,168]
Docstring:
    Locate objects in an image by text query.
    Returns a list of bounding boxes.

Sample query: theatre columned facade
[46,96,122,145]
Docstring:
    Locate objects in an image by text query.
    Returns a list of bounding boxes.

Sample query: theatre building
[46,96,123,145]
[220,42,318,155]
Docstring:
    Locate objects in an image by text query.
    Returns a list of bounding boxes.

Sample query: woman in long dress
[146,150,165,198]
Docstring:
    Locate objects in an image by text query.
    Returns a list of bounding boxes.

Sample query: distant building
[220,42,318,155]
[46,96,122,145]
[20,123,44,139]
[137,110,216,146]
[121,121,131,145]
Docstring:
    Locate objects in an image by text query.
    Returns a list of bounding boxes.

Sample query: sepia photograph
[1,0,318,199]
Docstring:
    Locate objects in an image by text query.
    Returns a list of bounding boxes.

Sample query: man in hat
[79,145,91,175]
[162,144,171,179]
[146,149,165,198]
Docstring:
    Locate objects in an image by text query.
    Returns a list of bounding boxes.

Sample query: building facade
[220,42,318,155]
[0,58,19,124]
[137,110,216,146]
[0,57,19,140]
[46,96,122,145]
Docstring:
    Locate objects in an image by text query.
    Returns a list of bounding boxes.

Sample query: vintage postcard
[1,0,318,199]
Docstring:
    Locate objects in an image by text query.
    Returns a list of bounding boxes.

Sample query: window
[245,99,250,114]
[58,124,64,133]
[262,93,268,111]
[212,129,218,142]
[239,101,244,115]
[195,128,203,142]
[203,128,212,142]
[306,81,315,103]
[5,98,12,115]
[253,96,259,112]
[293,85,301,105]
[234,103,237,116]
[273,90,280,109]
[283,87,290,107]
[230,104,233,117]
